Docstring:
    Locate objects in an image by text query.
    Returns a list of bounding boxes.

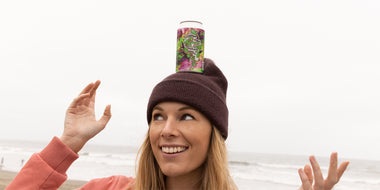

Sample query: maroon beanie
[147,58,229,139]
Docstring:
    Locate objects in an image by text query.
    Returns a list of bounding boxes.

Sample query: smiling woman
[135,58,238,190]
[141,102,233,189]
[5,58,348,190]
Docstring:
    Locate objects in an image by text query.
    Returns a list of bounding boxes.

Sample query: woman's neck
[165,167,202,190]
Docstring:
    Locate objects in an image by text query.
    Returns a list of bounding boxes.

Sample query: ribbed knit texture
[147,58,229,139]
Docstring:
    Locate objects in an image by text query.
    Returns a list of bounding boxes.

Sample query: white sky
[0,0,379,161]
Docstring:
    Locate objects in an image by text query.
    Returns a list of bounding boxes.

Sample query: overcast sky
[0,0,379,161]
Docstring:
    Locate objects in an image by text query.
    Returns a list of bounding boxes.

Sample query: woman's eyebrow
[153,105,194,111]
[152,106,163,111]
[178,106,194,111]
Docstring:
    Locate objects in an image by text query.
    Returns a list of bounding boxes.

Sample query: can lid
[179,20,203,29]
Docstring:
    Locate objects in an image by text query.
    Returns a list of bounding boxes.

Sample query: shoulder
[78,175,135,190]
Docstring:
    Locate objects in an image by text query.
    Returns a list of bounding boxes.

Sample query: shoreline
[0,169,87,190]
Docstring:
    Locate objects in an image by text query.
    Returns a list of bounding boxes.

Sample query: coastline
[0,169,87,190]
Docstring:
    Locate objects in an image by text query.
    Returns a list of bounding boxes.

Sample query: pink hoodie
[6,137,134,190]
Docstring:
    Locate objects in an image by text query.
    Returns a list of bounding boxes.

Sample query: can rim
[179,20,203,25]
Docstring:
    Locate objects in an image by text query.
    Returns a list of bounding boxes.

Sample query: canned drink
[176,21,205,73]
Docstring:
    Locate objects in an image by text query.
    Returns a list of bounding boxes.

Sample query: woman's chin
[160,163,203,179]
[160,165,184,177]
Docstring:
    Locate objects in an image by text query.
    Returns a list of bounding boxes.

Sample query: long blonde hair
[134,126,238,190]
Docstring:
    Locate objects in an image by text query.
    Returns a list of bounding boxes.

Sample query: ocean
[1,139,379,190]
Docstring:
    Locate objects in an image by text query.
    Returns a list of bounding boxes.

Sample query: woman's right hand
[60,80,111,153]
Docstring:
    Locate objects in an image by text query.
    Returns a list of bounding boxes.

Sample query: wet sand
[0,169,87,190]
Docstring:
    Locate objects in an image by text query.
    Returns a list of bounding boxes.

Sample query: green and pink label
[176,27,205,73]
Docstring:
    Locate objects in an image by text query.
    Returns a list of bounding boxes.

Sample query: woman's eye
[153,114,164,121]
[181,114,194,121]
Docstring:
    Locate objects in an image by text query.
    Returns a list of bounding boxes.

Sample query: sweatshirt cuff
[39,136,79,174]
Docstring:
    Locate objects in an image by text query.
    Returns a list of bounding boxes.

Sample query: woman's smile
[160,145,189,154]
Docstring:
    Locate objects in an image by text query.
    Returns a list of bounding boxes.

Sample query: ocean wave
[229,161,251,166]
[344,178,380,186]
[232,172,299,186]
[77,152,136,166]
[229,160,301,170]
[0,147,35,155]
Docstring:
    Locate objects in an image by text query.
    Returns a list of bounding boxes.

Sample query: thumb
[99,104,112,126]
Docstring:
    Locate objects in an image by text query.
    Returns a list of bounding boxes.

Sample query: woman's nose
[161,117,180,138]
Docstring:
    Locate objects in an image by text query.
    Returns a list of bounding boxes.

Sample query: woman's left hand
[298,152,349,190]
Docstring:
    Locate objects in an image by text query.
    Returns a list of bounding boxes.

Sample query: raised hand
[60,80,111,153]
[298,152,350,190]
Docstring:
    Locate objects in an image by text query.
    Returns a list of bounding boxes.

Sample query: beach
[1,139,380,190]
[0,169,87,189]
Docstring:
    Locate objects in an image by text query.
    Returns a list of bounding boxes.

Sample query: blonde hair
[134,126,238,190]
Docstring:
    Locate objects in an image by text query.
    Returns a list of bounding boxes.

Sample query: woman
[6,58,349,190]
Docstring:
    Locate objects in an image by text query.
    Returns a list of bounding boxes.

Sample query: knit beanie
[147,58,229,139]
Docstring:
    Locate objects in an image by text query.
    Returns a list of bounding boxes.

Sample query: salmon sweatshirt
[6,137,135,190]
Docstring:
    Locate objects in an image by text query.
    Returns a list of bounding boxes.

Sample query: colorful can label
[176,21,205,73]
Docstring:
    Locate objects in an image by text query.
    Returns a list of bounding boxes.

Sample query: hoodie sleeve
[6,136,79,190]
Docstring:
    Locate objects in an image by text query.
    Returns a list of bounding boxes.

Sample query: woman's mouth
[160,146,188,154]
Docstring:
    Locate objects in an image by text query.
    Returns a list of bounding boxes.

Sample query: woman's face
[149,101,212,178]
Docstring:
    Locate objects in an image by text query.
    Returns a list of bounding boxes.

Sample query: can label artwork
[176,27,205,73]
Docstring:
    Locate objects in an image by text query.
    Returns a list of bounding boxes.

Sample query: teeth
[161,146,187,154]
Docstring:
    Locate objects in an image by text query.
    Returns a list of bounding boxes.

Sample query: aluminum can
[176,21,205,73]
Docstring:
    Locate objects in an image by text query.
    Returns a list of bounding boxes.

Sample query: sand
[0,169,87,190]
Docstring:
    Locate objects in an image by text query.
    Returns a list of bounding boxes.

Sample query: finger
[327,152,338,178]
[326,152,338,188]
[304,164,313,184]
[68,93,90,109]
[79,82,94,95]
[98,105,112,127]
[90,91,97,103]
[86,91,97,108]
[298,168,312,190]
[337,161,350,180]
[89,80,101,97]
[309,155,324,189]
[85,80,100,106]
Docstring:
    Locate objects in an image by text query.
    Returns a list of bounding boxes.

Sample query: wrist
[60,135,87,153]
